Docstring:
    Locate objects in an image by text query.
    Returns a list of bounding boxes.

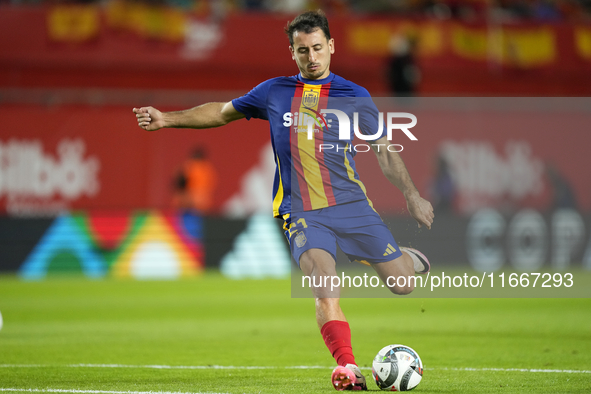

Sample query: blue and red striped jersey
[232,72,380,218]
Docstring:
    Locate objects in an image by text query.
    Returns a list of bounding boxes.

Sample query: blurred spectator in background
[489,0,533,21]
[172,146,217,214]
[387,33,420,96]
[546,162,577,210]
[262,0,308,12]
[532,0,562,21]
[430,153,456,213]
[261,0,348,13]
[7,0,589,21]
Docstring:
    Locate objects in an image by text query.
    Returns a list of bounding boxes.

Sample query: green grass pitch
[0,273,590,393]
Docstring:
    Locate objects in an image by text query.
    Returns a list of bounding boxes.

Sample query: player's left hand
[406,194,434,229]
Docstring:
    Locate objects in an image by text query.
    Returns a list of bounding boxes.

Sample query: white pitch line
[0,389,228,394]
[432,367,591,374]
[0,364,328,370]
[0,364,590,374]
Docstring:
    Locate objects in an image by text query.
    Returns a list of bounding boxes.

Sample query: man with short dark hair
[133,10,434,391]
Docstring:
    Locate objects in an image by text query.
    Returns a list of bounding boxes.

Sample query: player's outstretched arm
[371,137,434,229]
[132,101,245,131]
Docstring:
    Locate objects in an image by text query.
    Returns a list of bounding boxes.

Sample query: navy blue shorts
[283,200,403,266]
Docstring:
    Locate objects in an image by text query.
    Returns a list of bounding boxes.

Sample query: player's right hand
[133,106,165,131]
[406,194,434,230]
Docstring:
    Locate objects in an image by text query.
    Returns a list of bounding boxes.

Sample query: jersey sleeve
[231,79,276,121]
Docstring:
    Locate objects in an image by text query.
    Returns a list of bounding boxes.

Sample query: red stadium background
[1,4,590,275]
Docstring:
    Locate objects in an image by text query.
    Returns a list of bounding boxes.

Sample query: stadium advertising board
[1,98,590,287]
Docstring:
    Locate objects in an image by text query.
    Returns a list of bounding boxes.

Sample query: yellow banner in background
[106,0,187,42]
[347,21,557,68]
[452,24,556,67]
[47,5,100,43]
[575,26,591,60]
[450,24,488,61]
[347,22,444,57]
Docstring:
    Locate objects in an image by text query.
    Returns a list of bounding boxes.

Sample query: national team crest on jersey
[294,231,307,248]
[302,89,319,108]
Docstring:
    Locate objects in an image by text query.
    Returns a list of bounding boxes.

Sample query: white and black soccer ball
[372,344,423,391]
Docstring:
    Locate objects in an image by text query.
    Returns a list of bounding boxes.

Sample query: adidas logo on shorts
[382,243,397,257]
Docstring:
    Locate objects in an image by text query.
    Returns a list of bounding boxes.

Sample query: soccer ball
[372,344,423,391]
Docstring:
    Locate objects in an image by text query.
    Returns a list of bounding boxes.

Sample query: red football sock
[320,320,356,366]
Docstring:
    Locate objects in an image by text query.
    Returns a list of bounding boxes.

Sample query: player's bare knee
[380,273,415,295]
[300,249,337,277]
[397,283,415,295]
[385,280,415,295]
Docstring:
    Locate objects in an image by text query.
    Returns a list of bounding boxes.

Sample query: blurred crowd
[2,0,591,22]
[259,0,591,21]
